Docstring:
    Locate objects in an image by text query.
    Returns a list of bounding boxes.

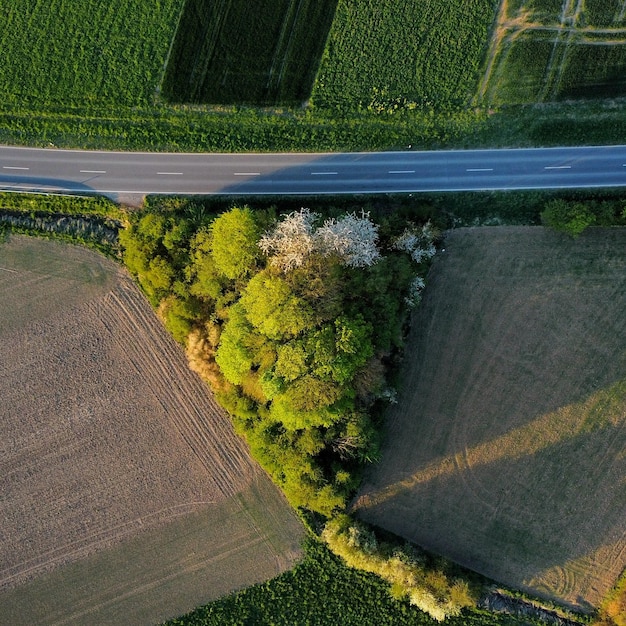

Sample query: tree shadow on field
[162,0,339,106]
[352,227,626,610]
[355,379,626,611]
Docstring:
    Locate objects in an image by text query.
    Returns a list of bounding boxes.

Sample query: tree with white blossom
[393,221,438,307]
[316,211,380,268]
[393,221,437,264]
[259,208,380,272]
[258,208,318,272]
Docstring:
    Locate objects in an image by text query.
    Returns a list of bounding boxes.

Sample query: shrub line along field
[354,226,626,611]
[0,235,304,625]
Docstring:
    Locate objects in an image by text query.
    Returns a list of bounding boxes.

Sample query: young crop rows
[477,0,626,104]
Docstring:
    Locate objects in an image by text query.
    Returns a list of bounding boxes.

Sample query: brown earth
[0,235,304,625]
[354,226,626,612]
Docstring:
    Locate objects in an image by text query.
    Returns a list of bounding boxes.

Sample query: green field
[162,0,337,105]
[478,0,626,104]
[311,0,497,110]
[0,0,184,107]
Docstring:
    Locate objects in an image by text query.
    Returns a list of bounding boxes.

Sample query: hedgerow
[166,538,536,626]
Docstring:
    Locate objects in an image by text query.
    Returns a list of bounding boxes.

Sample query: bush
[322,517,478,622]
[541,199,596,237]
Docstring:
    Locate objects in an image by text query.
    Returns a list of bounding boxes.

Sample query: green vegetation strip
[167,538,540,626]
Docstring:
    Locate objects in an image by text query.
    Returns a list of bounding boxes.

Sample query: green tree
[541,199,595,237]
[210,206,260,279]
[240,271,316,340]
[215,304,257,385]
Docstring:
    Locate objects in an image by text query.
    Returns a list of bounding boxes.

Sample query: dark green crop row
[162,0,337,106]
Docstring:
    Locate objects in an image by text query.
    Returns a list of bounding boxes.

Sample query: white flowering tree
[316,211,380,268]
[258,208,318,272]
[259,208,380,271]
[394,221,437,307]
[393,221,437,264]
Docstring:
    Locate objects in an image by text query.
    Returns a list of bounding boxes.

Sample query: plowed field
[354,226,626,611]
[0,235,303,625]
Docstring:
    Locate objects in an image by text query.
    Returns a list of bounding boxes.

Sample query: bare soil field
[0,235,303,625]
[354,226,626,612]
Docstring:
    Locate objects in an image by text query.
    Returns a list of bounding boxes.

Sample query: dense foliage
[597,569,626,626]
[166,538,540,626]
[323,516,478,621]
[311,0,497,110]
[541,198,626,237]
[120,203,435,516]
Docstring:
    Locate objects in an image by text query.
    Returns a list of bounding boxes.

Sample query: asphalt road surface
[2,144,626,200]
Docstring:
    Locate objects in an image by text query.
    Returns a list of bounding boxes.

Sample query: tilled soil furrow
[96,280,256,496]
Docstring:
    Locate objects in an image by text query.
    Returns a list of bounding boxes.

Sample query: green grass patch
[0,191,124,220]
[522,0,564,23]
[311,0,498,110]
[487,35,557,105]
[162,0,337,105]
[0,0,184,107]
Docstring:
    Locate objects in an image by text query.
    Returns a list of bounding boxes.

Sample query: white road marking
[233,172,261,176]
[311,171,338,175]
[466,168,494,172]
[80,170,106,174]
[389,170,415,174]
[157,171,184,175]
[3,166,29,170]
[2,184,61,192]
[544,165,571,170]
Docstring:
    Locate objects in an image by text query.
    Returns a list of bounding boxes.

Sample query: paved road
[2,144,626,200]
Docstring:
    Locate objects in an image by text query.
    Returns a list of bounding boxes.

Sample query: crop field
[354,226,626,611]
[162,0,338,105]
[311,0,497,109]
[0,0,184,106]
[0,236,303,625]
[477,0,626,104]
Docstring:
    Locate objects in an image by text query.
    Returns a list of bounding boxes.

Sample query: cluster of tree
[541,198,626,237]
[322,516,477,621]
[120,203,436,517]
